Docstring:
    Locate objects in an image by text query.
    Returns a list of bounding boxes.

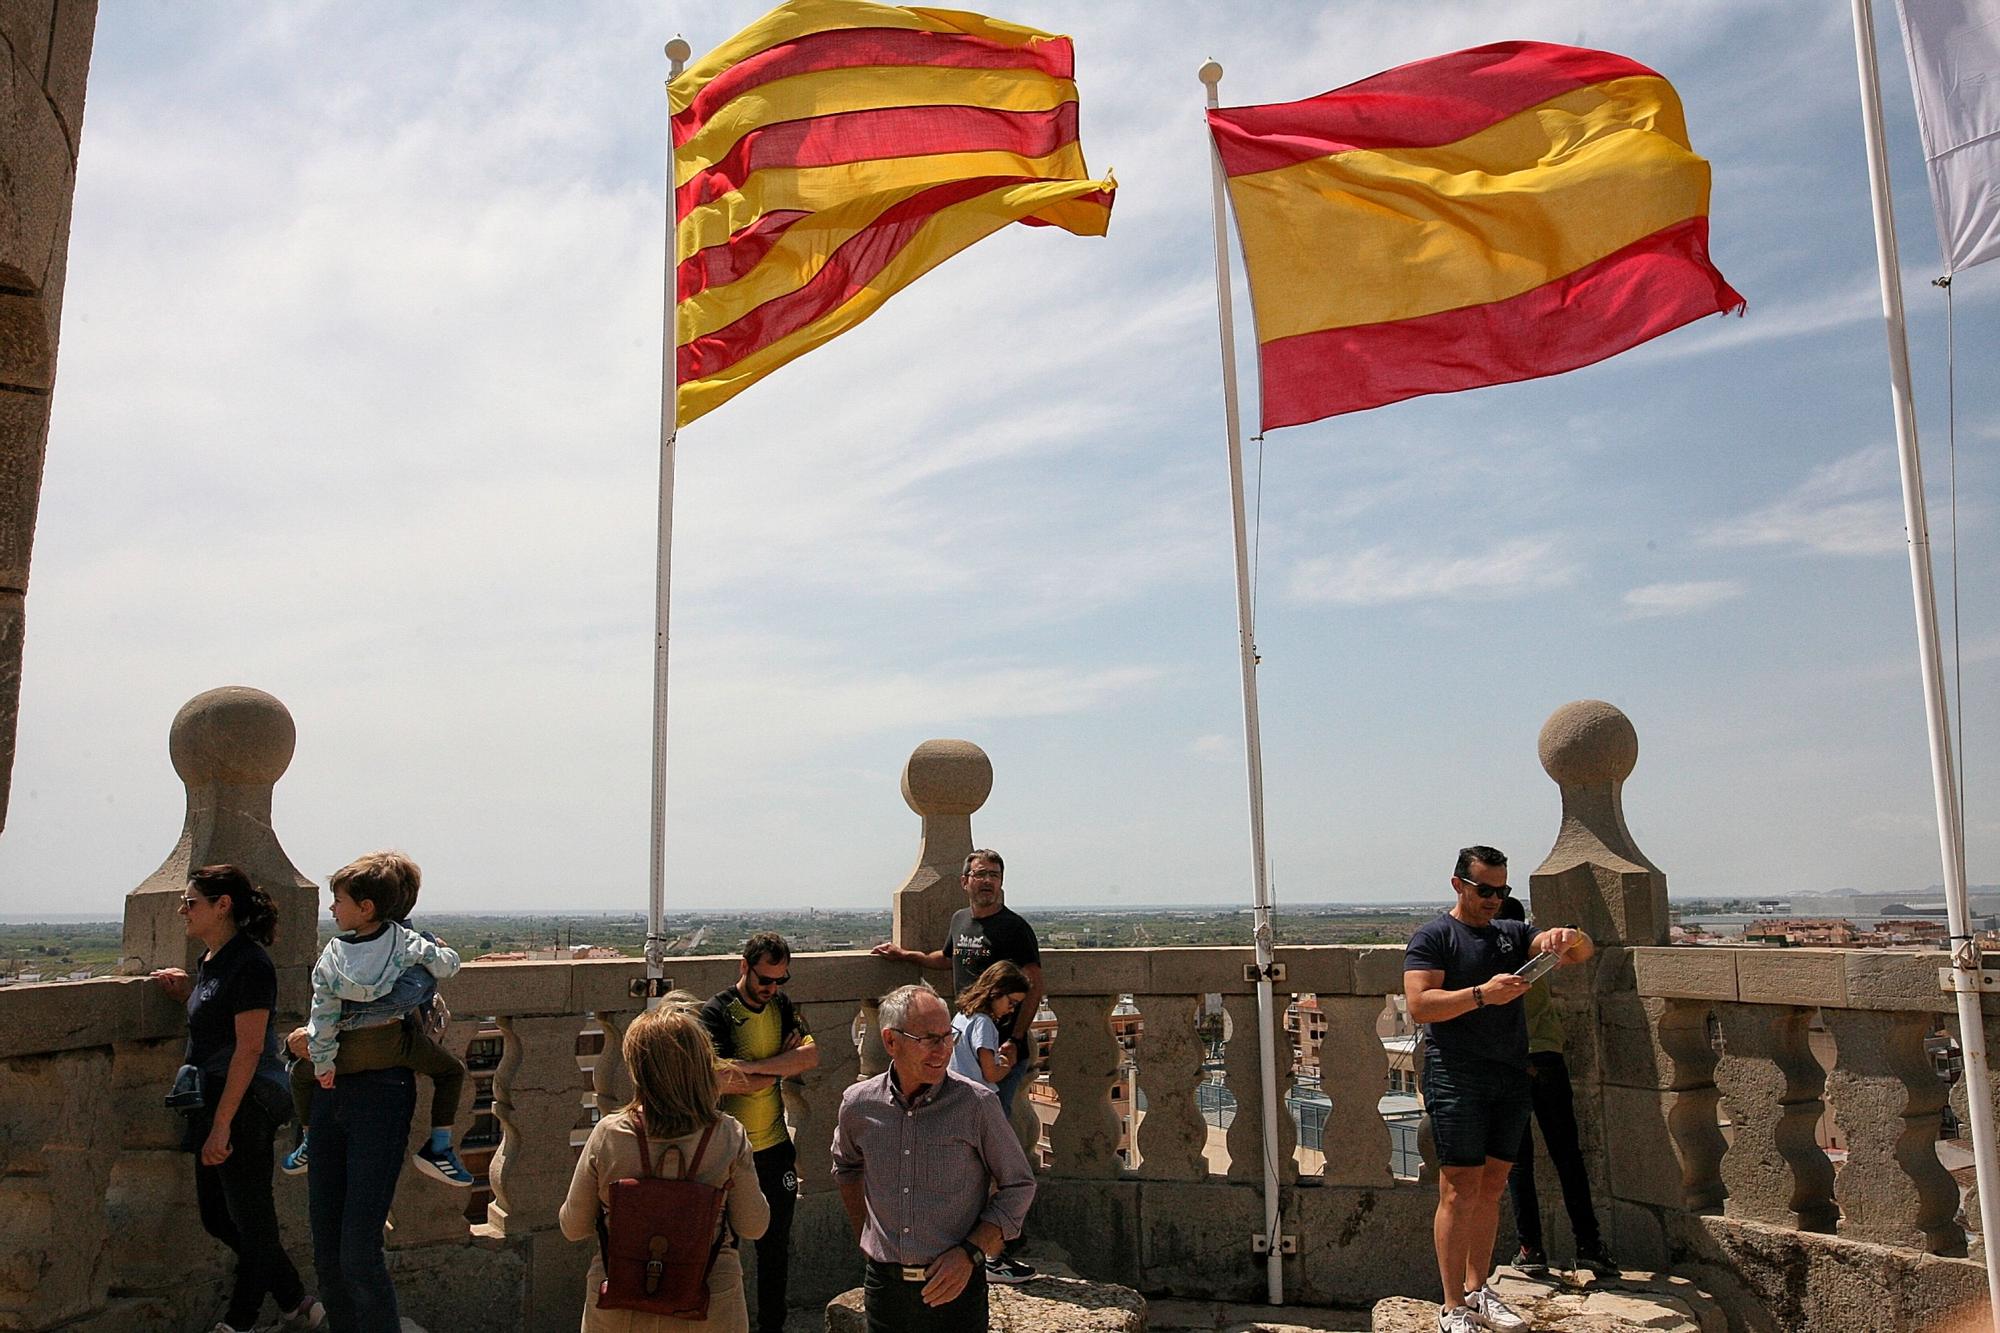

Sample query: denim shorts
[1422,1045,1533,1168]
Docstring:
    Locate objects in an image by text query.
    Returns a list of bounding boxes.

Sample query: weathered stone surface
[1734,950,1849,1008]
[1713,1003,1836,1232]
[0,974,184,1060]
[1223,992,1295,1183]
[1529,701,1667,948]
[1631,948,1736,1002]
[825,1275,1144,1331]
[1684,1213,1991,1333]
[1842,949,1951,1012]
[1821,1007,1964,1254]
[892,739,990,953]
[486,1015,590,1237]
[1314,996,1391,1187]
[1132,993,1207,1181]
[788,1000,859,1197]
[1048,994,1125,1178]
[1371,1271,1719,1332]
[0,1047,117,1328]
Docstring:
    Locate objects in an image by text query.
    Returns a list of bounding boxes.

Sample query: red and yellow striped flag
[672,0,1116,425]
[1206,41,1744,430]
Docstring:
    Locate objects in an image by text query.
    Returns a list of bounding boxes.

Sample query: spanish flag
[672,0,1116,425]
[1206,41,1744,430]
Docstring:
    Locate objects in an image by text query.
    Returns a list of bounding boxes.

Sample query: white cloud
[1702,448,1906,555]
[1188,734,1232,763]
[1621,580,1744,619]
[1287,537,1578,607]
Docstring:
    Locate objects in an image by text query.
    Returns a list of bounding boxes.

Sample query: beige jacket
[559,1109,770,1333]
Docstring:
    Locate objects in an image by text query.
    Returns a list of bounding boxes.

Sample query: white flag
[1896,0,2000,272]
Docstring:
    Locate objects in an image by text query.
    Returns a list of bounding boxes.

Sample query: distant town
[5,888,1999,984]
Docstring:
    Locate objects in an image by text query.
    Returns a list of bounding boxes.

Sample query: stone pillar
[120,688,319,1012]
[1530,699,1672,1265]
[890,740,991,953]
[1132,993,1207,1181]
[0,0,96,839]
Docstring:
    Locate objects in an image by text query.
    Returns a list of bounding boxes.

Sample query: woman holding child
[561,999,770,1332]
[151,863,323,1333]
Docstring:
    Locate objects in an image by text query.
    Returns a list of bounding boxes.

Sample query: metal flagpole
[1849,4,2000,1322]
[644,38,693,1007]
[1199,57,1286,1307]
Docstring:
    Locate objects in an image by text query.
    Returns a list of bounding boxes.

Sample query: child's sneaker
[281,1140,310,1176]
[413,1141,474,1187]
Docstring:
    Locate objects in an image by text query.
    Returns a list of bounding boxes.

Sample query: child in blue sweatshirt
[283,851,472,1186]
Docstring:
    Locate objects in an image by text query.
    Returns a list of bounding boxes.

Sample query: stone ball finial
[902,739,993,817]
[169,686,296,787]
[1539,699,1638,787]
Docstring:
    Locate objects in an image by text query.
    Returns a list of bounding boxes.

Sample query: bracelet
[1471,984,1485,1008]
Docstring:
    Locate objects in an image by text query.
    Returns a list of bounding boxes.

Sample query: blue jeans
[307,1067,416,1333]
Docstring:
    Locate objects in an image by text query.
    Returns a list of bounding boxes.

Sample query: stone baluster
[1656,1000,1727,1212]
[1133,994,1207,1180]
[592,1010,636,1118]
[1823,1008,1965,1253]
[1314,995,1391,1187]
[1951,1015,2000,1259]
[388,1015,482,1248]
[0,1047,117,1328]
[1046,994,1123,1178]
[1714,1003,1837,1232]
[1223,992,1296,1183]
[790,1001,861,1195]
[857,999,888,1080]
[486,1015,590,1236]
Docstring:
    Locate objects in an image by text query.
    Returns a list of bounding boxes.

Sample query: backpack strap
[681,1121,718,1178]
[631,1107,656,1180]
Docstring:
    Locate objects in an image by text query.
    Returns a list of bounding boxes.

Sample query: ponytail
[189,863,280,946]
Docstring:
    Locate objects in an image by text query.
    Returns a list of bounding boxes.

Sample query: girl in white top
[950,960,1032,1090]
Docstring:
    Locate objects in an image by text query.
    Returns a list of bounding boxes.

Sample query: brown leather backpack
[595,1112,730,1319]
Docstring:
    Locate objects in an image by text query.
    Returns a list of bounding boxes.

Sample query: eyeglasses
[889,1027,959,1051]
[750,969,790,987]
[965,870,1002,881]
[1457,877,1511,900]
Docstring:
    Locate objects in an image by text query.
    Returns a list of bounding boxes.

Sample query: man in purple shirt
[832,984,1035,1332]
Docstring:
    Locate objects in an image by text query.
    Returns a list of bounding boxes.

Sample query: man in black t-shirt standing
[1405,846,1593,1333]
[873,847,1043,1283]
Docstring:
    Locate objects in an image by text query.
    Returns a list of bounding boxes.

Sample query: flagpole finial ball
[1198,60,1224,87]
[1538,699,1638,788]
[665,38,692,64]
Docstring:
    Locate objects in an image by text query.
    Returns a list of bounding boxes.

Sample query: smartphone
[1513,951,1560,985]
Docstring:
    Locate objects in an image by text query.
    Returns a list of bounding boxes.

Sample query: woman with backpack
[150,864,323,1333]
[561,997,769,1331]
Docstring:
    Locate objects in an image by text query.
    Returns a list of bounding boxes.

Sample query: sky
[1,1,1995,917]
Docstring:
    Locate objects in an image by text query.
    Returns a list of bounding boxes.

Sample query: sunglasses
[177,894,209,911]
[750,969,790,987]
[889,1027,959,1051]
[1458,877,1511,900]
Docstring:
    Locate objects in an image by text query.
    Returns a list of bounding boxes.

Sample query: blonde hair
[329,851,422,924]
[621,995,721,1139]
[957,960,1030,1017]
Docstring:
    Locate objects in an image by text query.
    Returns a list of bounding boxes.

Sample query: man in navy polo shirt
[1406,846,1593,1333]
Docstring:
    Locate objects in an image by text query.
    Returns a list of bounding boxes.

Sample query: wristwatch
[960,1239,985,1265]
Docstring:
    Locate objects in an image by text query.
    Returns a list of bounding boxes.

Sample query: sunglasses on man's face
[1458,877,1511,900]
[750,969,790,987]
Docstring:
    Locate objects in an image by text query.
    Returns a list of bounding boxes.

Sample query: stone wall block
[1714,1003,1837,1233]
[1736,951,1850,1008]
[43,1,97,153]
[1601,1085,1690,1210]
[1222,992,1295,1184]
[485,1015,588,1238]
[1351,945,1405,997]
[0,1047,116,1329]
[891,740,990,952]
[790,1000,860,1196]
[1046,994,1124,1179]
[1314,995,1391,1187]
[1823,1008,1964,1254]
[1132,993,1206,1181]
[1634,946,1739,1002]
[1843,951,1952,1013]
[0,52,72,297]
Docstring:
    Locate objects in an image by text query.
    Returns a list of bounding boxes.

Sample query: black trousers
[192,1084,308,1330]
[863,1260,988,1333]
[1508,1050,1602,1252]
[752,1139,798,1333]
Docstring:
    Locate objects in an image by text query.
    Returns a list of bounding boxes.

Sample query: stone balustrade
[0,944,1436,1330]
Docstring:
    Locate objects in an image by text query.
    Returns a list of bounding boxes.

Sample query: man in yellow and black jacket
[700,932,818,1333]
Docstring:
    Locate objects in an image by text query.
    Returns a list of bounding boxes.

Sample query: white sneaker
[1466,1283,1531,1331]
[1438,1306,1485,1333]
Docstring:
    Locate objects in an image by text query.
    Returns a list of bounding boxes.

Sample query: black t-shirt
[1404,912,1535,1069]
[944,905,1040,998]
[184,931,288,1090]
